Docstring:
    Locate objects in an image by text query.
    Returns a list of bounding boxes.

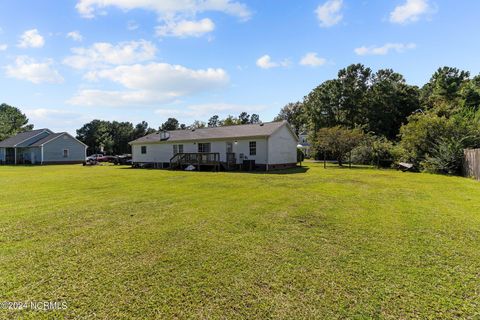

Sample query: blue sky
[1,0,479,134]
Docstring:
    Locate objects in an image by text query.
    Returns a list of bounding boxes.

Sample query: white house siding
[132,137,268,165]
[267,125,298,167]
[42,135,86,163]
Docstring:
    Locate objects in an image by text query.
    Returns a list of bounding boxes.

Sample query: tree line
[2,63,479,175]
[159,112,261,131]
[276,64,480,175]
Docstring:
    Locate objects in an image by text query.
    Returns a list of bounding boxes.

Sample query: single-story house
[0,129,88,165]
[129,121,298,171]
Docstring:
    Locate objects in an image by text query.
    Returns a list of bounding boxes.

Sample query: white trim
[41,146,44,165]
[266,136,269,171]
[13,129,52,147]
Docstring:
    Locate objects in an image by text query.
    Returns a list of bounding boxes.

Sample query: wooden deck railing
[170,152,221,170]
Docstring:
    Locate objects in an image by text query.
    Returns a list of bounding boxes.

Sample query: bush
[297,148,305,163]
[397,112,480,174]
[351,135,395,167]
[315,126,365,166]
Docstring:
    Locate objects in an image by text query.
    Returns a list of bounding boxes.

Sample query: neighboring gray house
[129,121,298,171]
[0,129,88,165]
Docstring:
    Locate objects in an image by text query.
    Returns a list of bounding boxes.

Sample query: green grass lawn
[1,162,480,319]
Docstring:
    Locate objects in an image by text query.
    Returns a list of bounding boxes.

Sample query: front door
[226,142,233,154]
[226,142,235,164]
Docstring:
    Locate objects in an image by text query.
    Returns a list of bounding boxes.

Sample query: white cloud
[300,52,327,67]
[24,108,90,134]
[68,63,229,106]
[5,56,64,84]
[0,44,7,51]
[354,43,416,56]
[75,0,251,20]
[315,0,344,27]
[256,55,290,69]
[67,31,83,42]
[390,0,435,24]
[156,18,215,38]
[18,29,45,48]
[63,40,157,69]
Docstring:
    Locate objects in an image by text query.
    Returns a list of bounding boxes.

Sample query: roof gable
[0,129,52,147]
[30,132,89,148]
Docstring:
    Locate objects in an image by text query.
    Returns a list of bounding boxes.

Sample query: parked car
[113,154,132,165]
[86,154,109,162]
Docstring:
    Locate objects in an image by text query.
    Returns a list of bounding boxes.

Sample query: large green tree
[304,64,372,131]
[160,118,180,131]
[109,121,135,155]
[76,120,112,154]
[304,64,420,139]
[366,69,420,139]
[77,120,155,155]
[132,121,156,140]
[274,102,306,135]
[0,103,34,141]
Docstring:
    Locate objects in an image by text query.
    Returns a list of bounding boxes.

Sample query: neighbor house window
[63,149,69,158]
[249,141,256,156]
[141,146,147,154]
[198,143,211,153]
[178,144,184,153]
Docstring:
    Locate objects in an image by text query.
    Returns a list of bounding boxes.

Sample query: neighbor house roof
[0,129,51,147]
[130,121,291,144]
[29,133,66,147]
[0,130,88,148]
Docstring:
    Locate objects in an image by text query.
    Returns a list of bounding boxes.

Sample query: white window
[63,149,69,158]
[249,141,256,156]
[141,146,147,154]
[198,143,211,153]
[173,144,184,155]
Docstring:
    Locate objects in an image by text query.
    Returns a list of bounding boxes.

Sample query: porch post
[14,148,17,165]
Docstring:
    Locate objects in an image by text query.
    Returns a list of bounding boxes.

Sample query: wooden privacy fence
[464,149,480,180]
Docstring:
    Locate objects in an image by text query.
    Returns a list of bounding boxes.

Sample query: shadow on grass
[118,165,310,175]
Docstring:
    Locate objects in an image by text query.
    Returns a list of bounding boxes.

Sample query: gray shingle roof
[29,133,65,147]
[0,129,50,147]
[130,121,288,144]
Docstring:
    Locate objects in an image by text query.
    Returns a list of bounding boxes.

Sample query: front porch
[1,147,41,165]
